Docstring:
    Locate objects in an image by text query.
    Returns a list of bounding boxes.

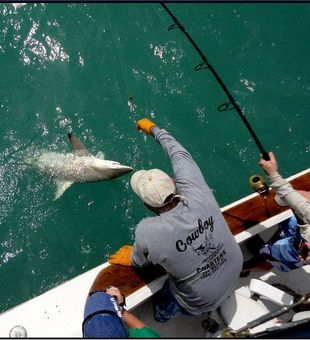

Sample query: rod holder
[249,174,269,196]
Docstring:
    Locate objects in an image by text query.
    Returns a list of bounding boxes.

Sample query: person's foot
[239,270,250,277]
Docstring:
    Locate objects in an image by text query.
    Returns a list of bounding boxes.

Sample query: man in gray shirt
[109,118,243,322]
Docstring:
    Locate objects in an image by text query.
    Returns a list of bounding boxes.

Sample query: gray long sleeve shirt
[269,172,310,241]
[131,127,243,315]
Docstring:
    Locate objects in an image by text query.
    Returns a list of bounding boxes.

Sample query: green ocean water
[0,3,309,313]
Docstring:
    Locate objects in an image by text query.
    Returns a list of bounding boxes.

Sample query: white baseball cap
[130,169,176,208]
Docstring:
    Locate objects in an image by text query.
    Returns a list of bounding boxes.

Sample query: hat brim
[130,170,147,196]
[84,292,121,320]
[83,292,128,338]
[83,313,128,338]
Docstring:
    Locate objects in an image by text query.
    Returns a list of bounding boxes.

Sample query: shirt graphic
[175,216,227,279]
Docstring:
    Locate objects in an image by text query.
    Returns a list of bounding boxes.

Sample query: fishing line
[161,3,270,161]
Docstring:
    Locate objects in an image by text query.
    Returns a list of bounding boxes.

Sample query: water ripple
[21,21,69,65]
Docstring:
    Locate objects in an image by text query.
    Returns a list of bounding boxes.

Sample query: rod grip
[262,151,270,161]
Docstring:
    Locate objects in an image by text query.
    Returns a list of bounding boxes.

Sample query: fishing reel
[249,174,269,197]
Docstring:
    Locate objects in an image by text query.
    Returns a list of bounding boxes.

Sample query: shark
[32,133,133,200]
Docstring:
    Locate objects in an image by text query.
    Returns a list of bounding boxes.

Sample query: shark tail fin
[54,180,74,200]
[68,133,91,157]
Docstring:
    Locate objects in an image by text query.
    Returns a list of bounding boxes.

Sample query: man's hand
[298,241,310,264]
[259,151,278,176]
[136,118,156,135]
[108,245,133,266]
[105,286,125,306]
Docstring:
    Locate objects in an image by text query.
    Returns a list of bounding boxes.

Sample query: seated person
[259,215,310,272]
[242,152,310,273]
[82,269,160,338]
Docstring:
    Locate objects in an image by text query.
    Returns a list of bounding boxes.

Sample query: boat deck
[0,169,309,337]
[83,169,310,306]
[133,262,310,338]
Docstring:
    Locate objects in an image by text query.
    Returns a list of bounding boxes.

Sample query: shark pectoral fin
[68,133,91,157]
[54,180,74,200]
[96,151,105,160]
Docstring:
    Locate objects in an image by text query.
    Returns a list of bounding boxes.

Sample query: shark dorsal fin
[68,133,91,157]
[96,151,105,160]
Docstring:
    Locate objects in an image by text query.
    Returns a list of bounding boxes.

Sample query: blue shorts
[153,279,192,323]
[278,215,298,238]
[259,216,302,271]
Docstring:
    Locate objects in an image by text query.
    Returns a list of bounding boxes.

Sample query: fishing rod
[222,292,310,338]
[161,3,270,161]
